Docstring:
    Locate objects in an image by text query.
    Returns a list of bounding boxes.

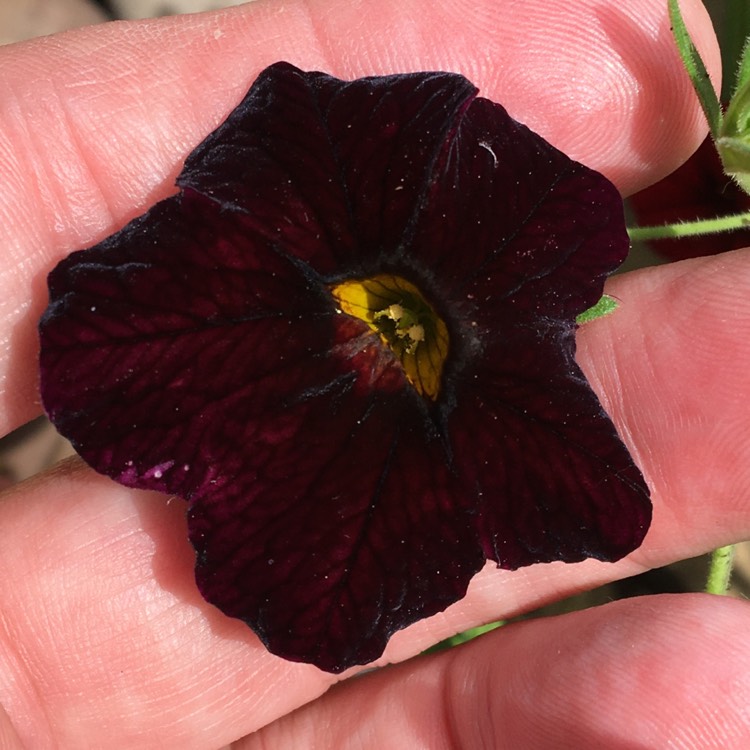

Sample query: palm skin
[1,1,749,747]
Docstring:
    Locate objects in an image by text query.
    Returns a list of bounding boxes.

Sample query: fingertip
[245,594,750,749]
[300,0,720,194]
[481,0,720,195]
[449,593,750,749]
[577,250,750,561]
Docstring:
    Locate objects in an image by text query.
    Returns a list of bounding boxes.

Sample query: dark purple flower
[39,62,651,673]
[629,135,750,260]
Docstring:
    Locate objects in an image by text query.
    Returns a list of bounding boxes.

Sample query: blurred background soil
[1,0,747,612]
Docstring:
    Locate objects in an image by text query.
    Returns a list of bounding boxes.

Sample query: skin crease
[0,0,748,747]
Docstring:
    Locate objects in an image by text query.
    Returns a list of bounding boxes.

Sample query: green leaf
[668,0,722,137]
[422,620,505,655]
[714,0,750,101]
[733,35,750,99]
[576,295,618,324]
[716,133,750,194]
[723,76,750,138]
[715,10,750,194]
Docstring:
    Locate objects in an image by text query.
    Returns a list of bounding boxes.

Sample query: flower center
[330,274,449,400]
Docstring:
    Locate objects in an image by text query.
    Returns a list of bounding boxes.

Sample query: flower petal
[407,97,628,321]
[448,323,651,568]
[40,190,484,673]
[189,340,484,672]
[40,190,339,493]
[39,64,650,674]
[178,62,478,276]
[629,135,750,260]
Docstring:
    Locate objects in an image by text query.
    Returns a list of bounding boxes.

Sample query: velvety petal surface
[40,190,340,496]
[189,323,483,672]
[40,63,651,673]
[405,97,629,323]
[178,62,478,277]
[447,323,651,569]
[41,188,485,672]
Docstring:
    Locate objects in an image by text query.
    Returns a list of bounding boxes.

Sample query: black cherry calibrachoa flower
[39,62,651,673]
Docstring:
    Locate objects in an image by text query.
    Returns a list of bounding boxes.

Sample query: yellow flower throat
[330,274,449,400]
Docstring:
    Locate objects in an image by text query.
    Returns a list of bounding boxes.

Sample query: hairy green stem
[705,545,735,595]
[627,211,750,241]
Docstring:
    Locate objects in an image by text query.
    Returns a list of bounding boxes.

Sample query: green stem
[705,545,735,595]
[668,0,722,137]
[627,211,750,241]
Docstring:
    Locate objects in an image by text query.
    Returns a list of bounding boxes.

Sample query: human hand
[1,0,749,747]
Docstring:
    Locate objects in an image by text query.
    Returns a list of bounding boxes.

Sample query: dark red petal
[39,64,650,673]
[408,97,628,321]
[629,136,750,260]
[40,191,484,672]
[178,62,478,276]
[189,324,483,672]
[40,191,339,494]
[449,324,651,568]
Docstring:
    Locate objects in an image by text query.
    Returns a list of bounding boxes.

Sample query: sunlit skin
[1,1,749,748]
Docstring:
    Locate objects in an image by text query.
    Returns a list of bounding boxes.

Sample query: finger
[240,594,750,749]
[0,0,719,433]
[2,248,749,746]
[0,460,337,749]
[412,245,750,657]
[578,249,750,566]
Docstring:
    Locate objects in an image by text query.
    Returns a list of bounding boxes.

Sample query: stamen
[330,274,449,399]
